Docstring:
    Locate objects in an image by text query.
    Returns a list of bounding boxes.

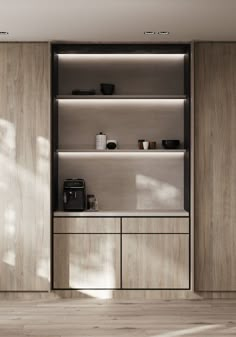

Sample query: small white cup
[143,141,149,150]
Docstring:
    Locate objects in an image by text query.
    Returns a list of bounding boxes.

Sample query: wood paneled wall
[195,43,236,290]
[0,43,50,290]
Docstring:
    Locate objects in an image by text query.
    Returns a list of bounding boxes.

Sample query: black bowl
[162,140,180,149]
[100,83,115,95]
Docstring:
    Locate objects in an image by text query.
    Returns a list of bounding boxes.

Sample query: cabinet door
[0,43,50,290]
[122,234,189,289]
[195,43,236,290]
[53,234,120,289]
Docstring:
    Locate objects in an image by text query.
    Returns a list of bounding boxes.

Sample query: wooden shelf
[57,149,186,153]
[56,95,187,100]
[54,210,189,217]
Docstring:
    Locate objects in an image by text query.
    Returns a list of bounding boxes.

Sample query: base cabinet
[53,234,120,289]
[122,234,189,289]
[53,217,190,290]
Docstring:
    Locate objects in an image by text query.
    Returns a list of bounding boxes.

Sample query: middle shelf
[57,149,186,153]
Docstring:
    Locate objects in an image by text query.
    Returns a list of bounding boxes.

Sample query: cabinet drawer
[54,217,120,233]
[122,217,189,233]
[53,234,120,289]
[122,234,189,289]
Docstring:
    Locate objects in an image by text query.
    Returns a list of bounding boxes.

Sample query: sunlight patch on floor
[150,324,222,337]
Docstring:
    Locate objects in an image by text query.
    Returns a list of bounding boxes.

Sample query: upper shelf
[56,95,187,100]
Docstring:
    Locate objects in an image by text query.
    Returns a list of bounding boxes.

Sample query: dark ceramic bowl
[100,83,115,95]
[162,140,180,149]
[106,140,117,150]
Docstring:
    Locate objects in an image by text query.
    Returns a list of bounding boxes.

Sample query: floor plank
[0,300,236,336]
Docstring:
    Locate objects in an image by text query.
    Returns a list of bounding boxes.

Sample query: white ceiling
[1,0,236,42]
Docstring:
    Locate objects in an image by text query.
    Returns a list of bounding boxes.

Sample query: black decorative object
[149,141,157,149]
[72,89,96,95]
[100,83,115,95]
[162,140,180,149]
[107,140,117,150]
[138,139,145,149]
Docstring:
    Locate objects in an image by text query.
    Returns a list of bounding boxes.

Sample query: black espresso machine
[63,178,86,211]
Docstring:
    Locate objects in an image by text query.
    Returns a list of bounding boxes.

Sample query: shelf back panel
[58,100,184,150]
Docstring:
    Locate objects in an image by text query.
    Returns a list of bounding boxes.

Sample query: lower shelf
[54,210,189,217]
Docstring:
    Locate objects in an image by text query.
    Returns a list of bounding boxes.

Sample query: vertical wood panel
[195,43,236,290]
[0,43,50,290]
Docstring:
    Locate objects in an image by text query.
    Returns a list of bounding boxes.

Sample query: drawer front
[122,217,189,233]
[122,234,189,289]
[53,234,120,289]
[54,217,120,233]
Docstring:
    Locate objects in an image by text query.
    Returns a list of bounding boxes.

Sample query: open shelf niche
[51,44,191,215]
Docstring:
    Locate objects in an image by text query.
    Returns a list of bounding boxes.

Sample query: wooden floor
[0,299,236,336]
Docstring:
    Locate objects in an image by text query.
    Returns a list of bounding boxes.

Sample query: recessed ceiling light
[157,31,170,35]
[144,31,155,35]
[0,32,9,35]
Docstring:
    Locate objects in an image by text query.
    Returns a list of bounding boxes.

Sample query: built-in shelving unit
[52,44,190,215]
[51,44,191,291]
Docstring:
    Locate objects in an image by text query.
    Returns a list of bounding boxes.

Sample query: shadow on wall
[136,174,181,210]
[57,234,117,299]
[0,118,50,290]
[69,237,116,299]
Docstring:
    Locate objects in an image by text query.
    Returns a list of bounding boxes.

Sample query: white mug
[143,141,149,150]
